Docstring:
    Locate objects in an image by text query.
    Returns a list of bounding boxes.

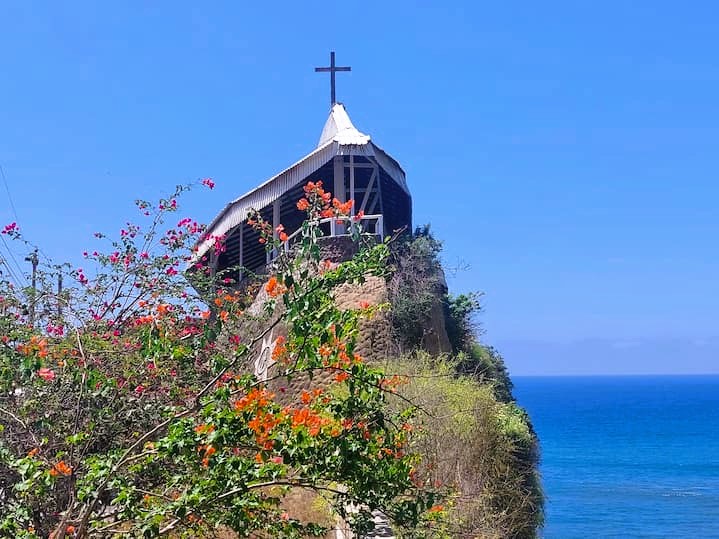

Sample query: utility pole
[57,270,63,320]
[25,249,38,326]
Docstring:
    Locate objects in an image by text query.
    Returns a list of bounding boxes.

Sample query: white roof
[317,103,371,146]
[196,104,407,259]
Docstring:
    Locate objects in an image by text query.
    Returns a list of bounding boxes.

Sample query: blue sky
[1,2,717,375]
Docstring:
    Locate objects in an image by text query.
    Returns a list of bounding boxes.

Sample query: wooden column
[268,199,281,262]
[333,156,345,234]
[238,223,244,283]
[349,155,355,217]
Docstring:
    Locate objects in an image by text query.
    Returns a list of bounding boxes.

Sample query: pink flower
[201,177,215,190]
[1,222,17,235]
[134,384,145,395]
[166,267,178,276]
[37,368,55,382]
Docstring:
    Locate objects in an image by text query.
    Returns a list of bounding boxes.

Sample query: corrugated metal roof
[196,104,409,259]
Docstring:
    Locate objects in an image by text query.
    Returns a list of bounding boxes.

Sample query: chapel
[195,53,412,279]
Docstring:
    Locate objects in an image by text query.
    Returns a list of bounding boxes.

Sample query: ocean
[512,375,719,538]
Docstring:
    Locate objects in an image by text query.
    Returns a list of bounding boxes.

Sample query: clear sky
[1,1,717,375]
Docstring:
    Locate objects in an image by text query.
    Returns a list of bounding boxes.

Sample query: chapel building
[195,57,411,278]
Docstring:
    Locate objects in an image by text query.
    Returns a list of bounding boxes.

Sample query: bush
[382,355,543,539]
[445,292,483,354]
[0,181,438,538]
[387,226,447,352]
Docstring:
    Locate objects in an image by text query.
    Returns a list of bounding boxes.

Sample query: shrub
[0,181,438,538]
[387,226,447,352]
[445,292,483,354]
[382,355,543,539]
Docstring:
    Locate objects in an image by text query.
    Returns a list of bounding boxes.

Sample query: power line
[0,163,28,286]
[0,256,23,289]
[0,234,25,286]
[0,164,19,223]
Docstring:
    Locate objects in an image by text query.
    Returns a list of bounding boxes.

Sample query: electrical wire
[0,165,19,223]
[0,163,28,286]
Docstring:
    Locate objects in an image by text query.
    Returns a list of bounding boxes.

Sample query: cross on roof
[314,51,351,106]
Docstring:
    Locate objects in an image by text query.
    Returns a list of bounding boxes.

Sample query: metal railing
[268,214,384,262]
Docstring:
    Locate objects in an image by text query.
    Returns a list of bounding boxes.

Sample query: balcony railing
[268,214,384,263]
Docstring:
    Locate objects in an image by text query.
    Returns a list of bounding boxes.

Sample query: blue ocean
[512,375,719,538]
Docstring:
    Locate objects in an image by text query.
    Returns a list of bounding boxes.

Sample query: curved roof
[196,104,408,259]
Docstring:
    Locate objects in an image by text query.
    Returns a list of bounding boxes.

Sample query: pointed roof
[195,104,408,259]
[317,103,370,147]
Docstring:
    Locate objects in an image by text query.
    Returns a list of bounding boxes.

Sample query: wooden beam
[238,223,244,282]
[333,156,345,202]
[349,155,355,217]
[360,168,377,214]
[333,156,345,234]
[343,162,375,168]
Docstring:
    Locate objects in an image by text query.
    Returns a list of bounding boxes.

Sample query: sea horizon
[513,372,719,378]
[513,374,719,538]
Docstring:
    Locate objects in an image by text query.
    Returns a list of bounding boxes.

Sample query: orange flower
[66,525,76,534]
[265,276,286,297]
[359,300,370,310]
[157,303,171,315]
[50,460,72,476]
[272,336,288,362]
[200,310,211,319]
[296,198,310,211]
[213,297,223,307]
[219,310,229,322]
[234,387,273,412]
[265,276,277,295]
[27,448,39,458]
[301,390,312,404]
[334,371,349,383]
[194,423,215,434]
[428,505,444,513]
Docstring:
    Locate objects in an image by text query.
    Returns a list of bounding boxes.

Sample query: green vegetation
[386,229,544,538]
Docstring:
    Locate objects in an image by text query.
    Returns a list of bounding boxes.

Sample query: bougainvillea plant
[0,180,440,538]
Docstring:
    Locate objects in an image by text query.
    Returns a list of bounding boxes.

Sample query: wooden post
[56,271,63,319]
[272,199,281,258]
[349,155,355,217]
[333,156,345,234]
[25,249,38,327]
[238,223,244,283]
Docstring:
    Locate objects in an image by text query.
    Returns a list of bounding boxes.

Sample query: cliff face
[236,235,543,538]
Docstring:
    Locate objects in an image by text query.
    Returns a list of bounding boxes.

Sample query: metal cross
[314,51,351,106]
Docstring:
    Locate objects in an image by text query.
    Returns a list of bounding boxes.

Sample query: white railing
[268,214,384,262]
